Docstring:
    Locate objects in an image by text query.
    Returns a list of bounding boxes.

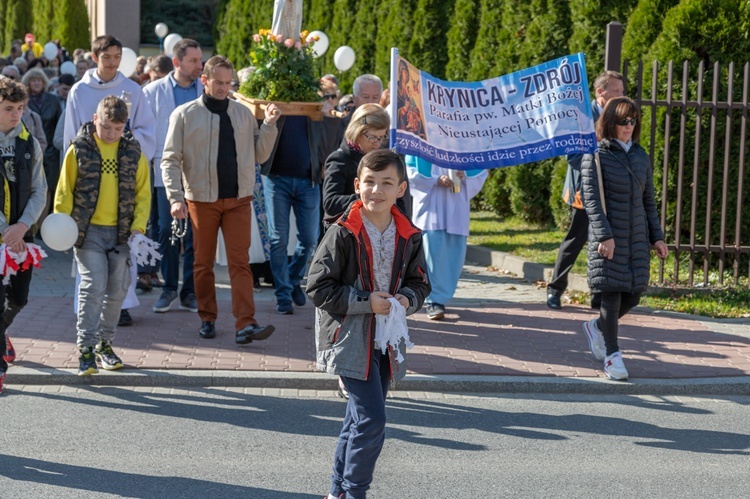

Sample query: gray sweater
[0,123,48,232]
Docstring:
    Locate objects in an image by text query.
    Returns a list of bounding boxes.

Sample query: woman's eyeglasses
[617,118,638,126]
[322,93,338,100]
[363,131,386,144]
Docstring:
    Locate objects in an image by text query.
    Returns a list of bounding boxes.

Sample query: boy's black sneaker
[95,341,123,370]
[78,347,99,376]
[118,309,133,326]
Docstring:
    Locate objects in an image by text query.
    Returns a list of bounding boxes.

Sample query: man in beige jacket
[162,55,280,343]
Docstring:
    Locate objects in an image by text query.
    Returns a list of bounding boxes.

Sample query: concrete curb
[7,368,750,395]
[465,244,591,293]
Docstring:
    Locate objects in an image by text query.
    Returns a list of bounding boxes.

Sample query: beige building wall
[87,0,141,51]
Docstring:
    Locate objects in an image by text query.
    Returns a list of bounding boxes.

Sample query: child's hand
[394,293,409,310]
[3,222,28,252]
[370,291,392,315]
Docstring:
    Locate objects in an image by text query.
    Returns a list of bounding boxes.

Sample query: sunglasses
[617,118,638,126]
[363,131,386,144]
[322,93,338,100]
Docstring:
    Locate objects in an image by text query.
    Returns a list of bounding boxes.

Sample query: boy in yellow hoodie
[55,95,150,376]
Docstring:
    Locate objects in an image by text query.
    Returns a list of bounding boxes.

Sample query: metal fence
[606,23,750,287]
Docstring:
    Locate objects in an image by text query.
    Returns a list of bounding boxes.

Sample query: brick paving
[6,245,750,381]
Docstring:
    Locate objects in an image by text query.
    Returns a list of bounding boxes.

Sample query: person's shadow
[0,453,318,498]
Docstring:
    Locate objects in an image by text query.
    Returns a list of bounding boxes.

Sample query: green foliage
[348,0,379,80]
[549,156,570,229]
[468,0,505,81]
[214,0,273,69]
[374,0,417,81]
[506,160,554,225]
[306,0,334,36]
[568,0,638,79]
[320,0,359,92]
[445,0,480,81]
[0,0,7,54]
[622,0,680,63]
[638,0,750,280]
[141,0,220,49]
[50,0,90,52]
[474,167,512,217]
[408,0,454,79]
[239,29,321,102]
[4,0,33,52]
[32,0,53,43]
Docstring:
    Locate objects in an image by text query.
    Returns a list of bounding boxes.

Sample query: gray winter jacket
[306,201,431,381]
[581,139,664,293]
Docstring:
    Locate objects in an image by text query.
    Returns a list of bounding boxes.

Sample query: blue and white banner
[389,51,597,170]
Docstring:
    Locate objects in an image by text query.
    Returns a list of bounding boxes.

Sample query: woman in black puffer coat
[580,96,668,381]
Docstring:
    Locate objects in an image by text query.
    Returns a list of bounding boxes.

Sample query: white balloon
[119,47,138,77]
[60,61,76,76]
[307,31,329,58]
[333,46,355,71]
[43,42,58,60]
[155,22,169,39]
[163,33,183,57]
[41,213,78,252]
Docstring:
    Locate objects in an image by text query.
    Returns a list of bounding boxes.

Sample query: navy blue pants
[330,349,391,499]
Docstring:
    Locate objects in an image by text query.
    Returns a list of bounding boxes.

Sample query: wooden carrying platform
[234,93,324,121]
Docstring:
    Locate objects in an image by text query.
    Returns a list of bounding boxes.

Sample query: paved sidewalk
[5,244,750,394]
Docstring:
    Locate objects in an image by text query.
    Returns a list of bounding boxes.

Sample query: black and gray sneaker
[95,341,123,370]
[78,346,99,376]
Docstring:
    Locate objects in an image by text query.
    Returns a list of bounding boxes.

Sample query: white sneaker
[604,352,629,380]
[582,318,606,361]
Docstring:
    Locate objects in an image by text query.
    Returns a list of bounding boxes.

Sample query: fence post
[605,22,623,72]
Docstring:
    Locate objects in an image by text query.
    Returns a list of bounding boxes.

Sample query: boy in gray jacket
[307,149,430,499]
[0,77,47,394]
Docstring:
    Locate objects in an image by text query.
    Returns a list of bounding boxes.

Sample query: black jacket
[306,200,430,381]
[581,139,664,293]
[322,139,363,219]
[323,139,411,220]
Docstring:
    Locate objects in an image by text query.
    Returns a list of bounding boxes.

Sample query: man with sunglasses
[547,70,625,310]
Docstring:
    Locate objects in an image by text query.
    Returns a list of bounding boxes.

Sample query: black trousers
[0,267,33,373]
[549,207,589,295]
[597,291,641,356]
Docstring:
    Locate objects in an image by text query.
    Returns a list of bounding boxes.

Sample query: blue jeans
[262,174,320,305]
[330,349,391,499]
[156,186,195,299]
[74,225,132,347]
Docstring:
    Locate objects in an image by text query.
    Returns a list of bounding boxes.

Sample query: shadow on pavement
[0,454,318,498]
[18,387,750,455]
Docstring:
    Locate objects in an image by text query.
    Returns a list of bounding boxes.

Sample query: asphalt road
[1,388,749,498]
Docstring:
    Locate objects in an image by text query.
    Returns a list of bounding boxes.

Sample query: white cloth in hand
[128,233,162,267]
[374,297,413,363]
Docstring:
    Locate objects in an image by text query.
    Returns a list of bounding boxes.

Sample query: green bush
[568,0,638,80]
[50,0,90,53]
[468,0,505,81]
[408,0,454,79]
[473,167,512,217]
[374,0,417,80]
[642,0,750,277]
[549,156,571,229]
[444,0,480,81]
[4,0,32,52]
[214,0,273,69]
[506,161,554,225]
[141,0,219,49]
[622,0,680,63]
